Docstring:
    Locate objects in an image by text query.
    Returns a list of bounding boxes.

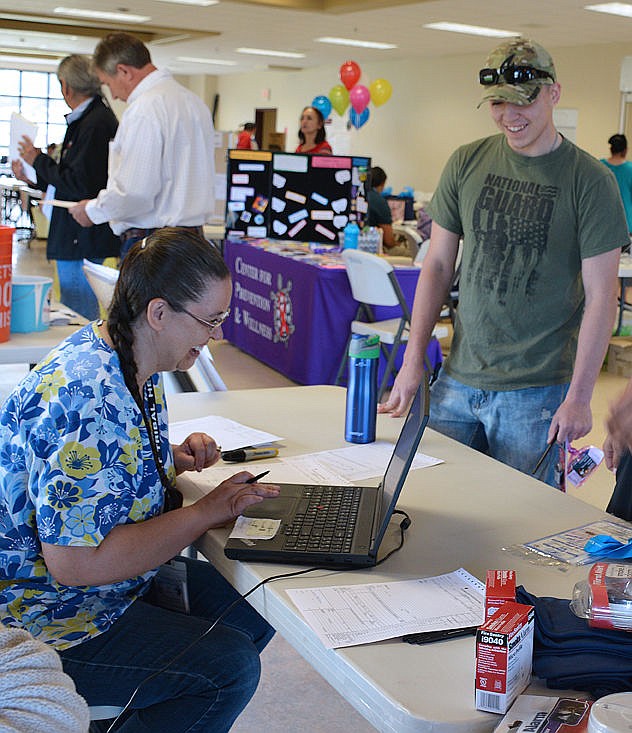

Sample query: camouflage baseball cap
[478,37,556,107]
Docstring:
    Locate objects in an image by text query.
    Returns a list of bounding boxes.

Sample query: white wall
[208,41,630,194]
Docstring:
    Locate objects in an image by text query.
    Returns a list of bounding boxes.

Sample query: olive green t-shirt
[428,134,628,390]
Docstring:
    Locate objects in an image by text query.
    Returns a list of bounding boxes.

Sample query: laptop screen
[372,378,430,551]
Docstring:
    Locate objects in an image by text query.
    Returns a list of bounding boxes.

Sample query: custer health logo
[270,274,295,344]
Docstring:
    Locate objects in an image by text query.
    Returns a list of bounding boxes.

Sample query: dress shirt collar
[65,96,94,125]
[127,68,171,105]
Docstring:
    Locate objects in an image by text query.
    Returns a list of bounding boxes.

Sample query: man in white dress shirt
[70,33,216,258]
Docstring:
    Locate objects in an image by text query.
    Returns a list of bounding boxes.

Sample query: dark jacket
[32,95,120,261]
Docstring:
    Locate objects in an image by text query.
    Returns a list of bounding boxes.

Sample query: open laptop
[224,378,429,568]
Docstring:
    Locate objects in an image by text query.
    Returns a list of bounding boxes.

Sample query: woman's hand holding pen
[195,471,279,528]
[172,432,222,474]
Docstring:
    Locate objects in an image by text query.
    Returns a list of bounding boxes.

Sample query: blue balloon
[349,107,370,129]
[312,95,332,119]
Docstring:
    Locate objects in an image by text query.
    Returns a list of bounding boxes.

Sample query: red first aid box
[485,570,516,620]
[475,601,534,714]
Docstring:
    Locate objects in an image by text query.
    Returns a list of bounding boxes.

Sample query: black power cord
[375,509,412,566]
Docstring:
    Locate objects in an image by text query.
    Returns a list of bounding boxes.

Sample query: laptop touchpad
[244,495,297,519]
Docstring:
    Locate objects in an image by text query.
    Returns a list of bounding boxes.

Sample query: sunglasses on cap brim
[479,65,553,87]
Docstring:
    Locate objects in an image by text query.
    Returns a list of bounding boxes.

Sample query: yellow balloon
[369,78,392,107]
[329,84,350,116]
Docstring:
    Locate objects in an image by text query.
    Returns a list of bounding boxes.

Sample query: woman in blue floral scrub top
[0,229,279,732]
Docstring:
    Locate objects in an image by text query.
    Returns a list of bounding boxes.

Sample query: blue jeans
[429,372,568,489]
[56,259,104,321]
[59,557,274,732]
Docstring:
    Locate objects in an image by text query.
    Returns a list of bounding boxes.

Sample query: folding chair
[392,223,422,260]
[89,705,124,732]
[82,259,119,312]
[335,248,429,401]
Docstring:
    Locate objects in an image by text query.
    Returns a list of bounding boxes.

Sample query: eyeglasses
[181,306,231,332]
[479,65,553,87]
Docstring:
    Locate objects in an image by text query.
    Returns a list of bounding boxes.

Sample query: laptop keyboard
[282,486,362,553]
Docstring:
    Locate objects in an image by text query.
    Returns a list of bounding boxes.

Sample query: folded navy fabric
[517,586,632,697]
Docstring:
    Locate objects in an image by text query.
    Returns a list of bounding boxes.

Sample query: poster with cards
[225,150,273,239]
[224,150,370,244]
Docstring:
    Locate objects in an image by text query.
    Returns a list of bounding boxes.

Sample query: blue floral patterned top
[0,322,174,650]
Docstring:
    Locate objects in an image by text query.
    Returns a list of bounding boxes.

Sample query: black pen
[403,626,478,645]
[246,470,270,484]
[532,440,556,474]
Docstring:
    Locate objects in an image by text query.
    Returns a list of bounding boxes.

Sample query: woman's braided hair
[107,227,229,409]
[107,228,229,507]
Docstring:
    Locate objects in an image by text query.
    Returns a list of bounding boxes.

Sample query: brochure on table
[225,149,371,244]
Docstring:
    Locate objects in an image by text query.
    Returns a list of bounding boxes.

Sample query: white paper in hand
[10,112,38,183]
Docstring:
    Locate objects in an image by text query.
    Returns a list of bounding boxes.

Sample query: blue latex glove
[584,534,632,558]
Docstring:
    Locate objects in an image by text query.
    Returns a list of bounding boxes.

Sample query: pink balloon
[349,84,370,114]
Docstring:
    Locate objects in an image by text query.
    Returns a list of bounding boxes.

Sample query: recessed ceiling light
[156,0,219,5]
[585,3,632,17]
[236,47,305,59]
[423,22,520,38]
[53,7,151,23]
[176,56,237,66]
[315,37,397,50]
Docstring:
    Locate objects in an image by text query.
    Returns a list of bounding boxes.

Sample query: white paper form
[10,113,38,183]
[184,441,444,492]
[168,415,282,451]
[286,568,485,649]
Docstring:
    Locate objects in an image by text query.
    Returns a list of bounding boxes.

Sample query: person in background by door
[12,54,120,320]
[236,122,257,150]
[295,106,332,155]
[367,166,409,256]
[601,134,632,243]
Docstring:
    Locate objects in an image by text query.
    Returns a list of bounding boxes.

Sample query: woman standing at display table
[601,133,632,239]
[12,54,120,320]
[295,106,332,155]
[0,229,278,732]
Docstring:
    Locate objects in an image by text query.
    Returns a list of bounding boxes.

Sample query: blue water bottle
[345,334,380,443]
[343,217,360,250]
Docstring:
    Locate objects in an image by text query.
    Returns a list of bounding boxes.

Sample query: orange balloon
[340,60,361,91]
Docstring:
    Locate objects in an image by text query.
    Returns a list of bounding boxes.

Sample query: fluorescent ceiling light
[315,36,396,50]
[177,56,237,66]
[0,47,66,58]
[0,54,58,66]
[585,3,632,17]
[156,0,218,5]
[236,47,305,59]
[423,22,520,38]
[53,7,151,23]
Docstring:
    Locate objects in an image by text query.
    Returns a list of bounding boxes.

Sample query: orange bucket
[0,226,15,343]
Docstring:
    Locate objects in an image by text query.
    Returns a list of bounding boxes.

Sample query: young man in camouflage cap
[380,37,628,489]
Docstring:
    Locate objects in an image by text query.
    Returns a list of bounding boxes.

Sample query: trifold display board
[225,150,371,244]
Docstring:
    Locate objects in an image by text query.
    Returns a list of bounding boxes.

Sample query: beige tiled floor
[3,236,631,732]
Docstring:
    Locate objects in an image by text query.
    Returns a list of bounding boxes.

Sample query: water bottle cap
[348,334,380,358]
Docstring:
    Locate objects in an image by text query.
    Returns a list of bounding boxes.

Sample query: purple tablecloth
[222,239,441,385]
